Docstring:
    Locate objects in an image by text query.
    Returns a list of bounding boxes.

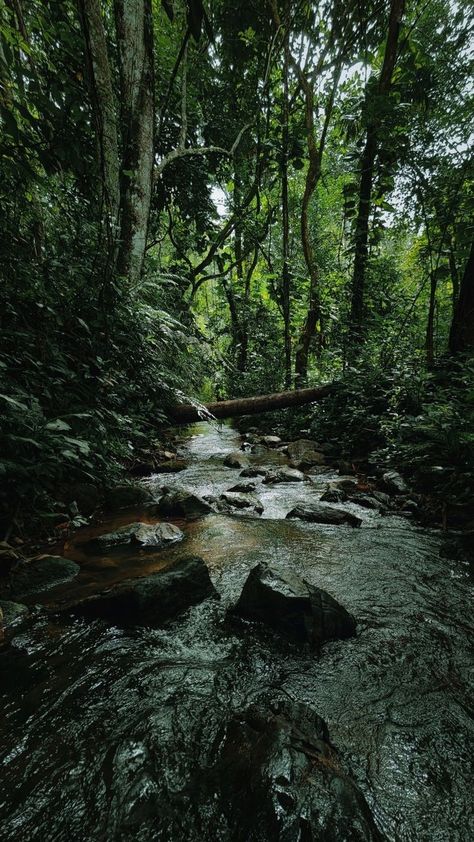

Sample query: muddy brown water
[0,422,473,841]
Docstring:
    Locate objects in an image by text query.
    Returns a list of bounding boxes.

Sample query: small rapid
[0,422,472,841]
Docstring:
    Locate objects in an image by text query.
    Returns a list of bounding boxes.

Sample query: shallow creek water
[0,422,473,841]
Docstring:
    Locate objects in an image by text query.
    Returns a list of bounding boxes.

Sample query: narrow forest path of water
[0,422,473,842]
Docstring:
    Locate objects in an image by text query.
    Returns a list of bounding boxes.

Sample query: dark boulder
[156,489,213,519]
[219,492,264,515]
[382,470,408,494]
[211,694,384,842]
[240,466,270,479]
[263,467,305,484]
[227,481,257,493]
[9,555,80,599]
[287,439,326,468]
[261,435,282,447]
[85,522,183,554]
[0,599,29,629]
[68,555,217,626]
[232,562,356,647]
[327,476,359,491]
[321,489,348,504]
[224,451,249,469]
[350,493,385,511]
[286,504,362,527]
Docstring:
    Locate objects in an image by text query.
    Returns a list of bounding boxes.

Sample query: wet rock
[350,493,385,511]
[85,522,183,554]
[263,467,305,484]
[320,489,348,504]
[250,443,270,456]
[383,470,408,494]
[287,439,326,468]
[399,498,419,515]
[327,476,359,492]
[212,694,384,842]
[371,490,391,507]
[219,492,264,515]
[306,465,333,478]
[68,555,217,627]
[232,562,356,647]
[0,599,29,629]
[240,466,270,479]
[156,490,213,519]
[227,481,257,493]
[224,451,249,469]
[9,555,80,599]
[261,435,282,447]
[153,459,187,473]
[286,504,362,527]
[104,485,155,511]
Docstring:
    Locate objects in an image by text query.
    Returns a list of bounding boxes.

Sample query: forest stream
[0,422,473,842]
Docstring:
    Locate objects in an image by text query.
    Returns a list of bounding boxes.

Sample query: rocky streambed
[0,422,473,841]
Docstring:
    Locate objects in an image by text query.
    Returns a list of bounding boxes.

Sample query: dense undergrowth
[237,357,474,517]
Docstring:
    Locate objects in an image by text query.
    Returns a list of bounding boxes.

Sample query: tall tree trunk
[425,270,437,366]
[78,0,120,287]
[294,65,340,387]
[449,238,474,354]
[294,84,320,388]
[281,20,292,389]
[448,239,459,318]
[349,0,405,345]
[114,0,154,286]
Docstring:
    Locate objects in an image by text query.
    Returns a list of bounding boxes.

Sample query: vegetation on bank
[0,0,473,537]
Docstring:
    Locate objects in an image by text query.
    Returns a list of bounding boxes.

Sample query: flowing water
[0,422,473,841]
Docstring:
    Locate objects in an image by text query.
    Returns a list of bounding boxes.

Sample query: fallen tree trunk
[168,384,335,425]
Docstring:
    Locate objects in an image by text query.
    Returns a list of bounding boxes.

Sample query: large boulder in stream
[219,491,264,515]
[0,599,29,630]
[240,466,270,479]
[155,489,213,519]
[68,555,217,627]
[287,438,326,468]
[8,555,80,599]
[263,466,305,484]
[224,451,249,469]
[84,522,183,554]
[286,503,362,527]
[211,693,384,842]
[232,562,356,648]
[382,470,408,494]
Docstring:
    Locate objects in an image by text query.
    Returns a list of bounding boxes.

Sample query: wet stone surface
[0,422,473,841]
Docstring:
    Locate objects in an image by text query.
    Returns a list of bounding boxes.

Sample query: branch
[156,125,251,177]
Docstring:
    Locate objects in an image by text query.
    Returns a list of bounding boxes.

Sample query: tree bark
[449,238,474,354]
[425,270,437,366]
[349,0,405,345]
[281,18,292,389]
[114,0,154,286]
[168,384,335,424]
[294,64,341,387]
[448,239,459,319]
[78,0,120,286]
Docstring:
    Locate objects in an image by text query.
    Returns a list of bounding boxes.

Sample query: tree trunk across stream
[0,422,472,841]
